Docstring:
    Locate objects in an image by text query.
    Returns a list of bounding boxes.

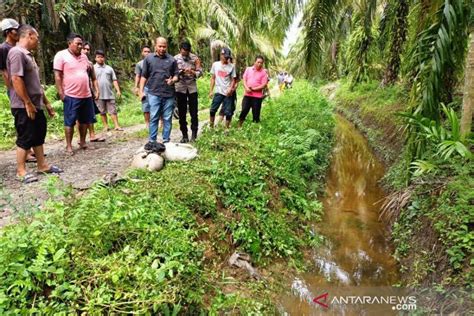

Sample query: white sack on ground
[163,143,198,161]
[131,153,165,171]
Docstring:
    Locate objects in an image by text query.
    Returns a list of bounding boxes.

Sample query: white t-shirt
[210,61,236,96]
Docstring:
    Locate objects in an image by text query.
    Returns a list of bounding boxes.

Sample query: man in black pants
[238,56,269,127]
[8,25,63,183]
[174,42,202,142]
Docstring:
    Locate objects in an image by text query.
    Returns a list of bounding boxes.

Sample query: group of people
[277,72,293,91]
[1,18,270,184]
[134,37,270,145]
[1,19,124,183]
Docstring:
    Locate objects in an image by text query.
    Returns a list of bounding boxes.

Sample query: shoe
[180,136,189,143]
[191,131,197,142]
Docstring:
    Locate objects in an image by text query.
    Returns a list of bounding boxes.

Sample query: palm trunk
[461,31,474,141]
[381,0,409,86]
[35,5,47,84]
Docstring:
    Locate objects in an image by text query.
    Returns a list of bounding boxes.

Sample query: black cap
[221,47,232,59]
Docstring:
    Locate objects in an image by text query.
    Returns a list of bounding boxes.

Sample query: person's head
[155,37,167,56]
[254,55,264,70]
[17,25,39,50]
[1,18,20,43]
[67,33,83,56]
[220,47,231,64]
[179,41,191,57]
[95,50,105,65]
[141,45,151,58]
[82,41,91,56]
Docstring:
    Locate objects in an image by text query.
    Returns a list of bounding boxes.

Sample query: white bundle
[163,143,198,161]
[131,152,165,172]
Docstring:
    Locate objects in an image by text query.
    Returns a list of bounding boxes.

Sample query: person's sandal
[38,165,64,174]
[17,173,39,184]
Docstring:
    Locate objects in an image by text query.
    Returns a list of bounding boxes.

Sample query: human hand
[25,101,37,120]
[165,77,175,86]
[45,103,56,118]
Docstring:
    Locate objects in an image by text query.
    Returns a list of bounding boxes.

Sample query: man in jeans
[174,41,202,142]
[209,47,237,129]
[238,55,269,127]
[8,25,62,183]
[134,45,151,127]
[139,37,178,143]
[54,33,98,155]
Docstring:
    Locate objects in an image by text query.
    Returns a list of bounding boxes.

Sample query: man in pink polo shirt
[53,33,98,155]
[238,55,269,127]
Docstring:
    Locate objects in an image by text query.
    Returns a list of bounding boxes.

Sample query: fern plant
[402,103,473,176]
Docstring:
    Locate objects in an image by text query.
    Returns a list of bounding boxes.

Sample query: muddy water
[281,115,400,315]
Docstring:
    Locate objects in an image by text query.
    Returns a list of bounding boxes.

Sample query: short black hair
[83,41,91,49]
[142,45,151,51]
[255,55,264,62]
[66,32,83,43]
[180,41,191,51]
[18,25,36,38]
[95,49,105,57]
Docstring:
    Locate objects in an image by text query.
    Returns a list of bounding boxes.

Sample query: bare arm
[89,67,99,100]
[42,92,55,117]
[54,70,65,101]
[12,75,36,119]
[2,69,10,90]
[134,74,140,94]
[209,74,215,98]
[139,76,147,100]
[92,78,99,100]
[113,80,121,98]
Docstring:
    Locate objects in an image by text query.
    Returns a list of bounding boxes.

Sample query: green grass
[334,79,406,122]
[0,81,335,314]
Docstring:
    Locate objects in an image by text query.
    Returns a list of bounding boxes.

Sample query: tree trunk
[461,31,474,141]
[175,0,186,43]
[381,0,409,86]
[35,5,46,84]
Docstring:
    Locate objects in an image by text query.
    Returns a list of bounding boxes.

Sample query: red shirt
[243,66,268,98]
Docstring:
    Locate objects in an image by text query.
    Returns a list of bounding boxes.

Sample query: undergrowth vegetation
[0,82,334,314]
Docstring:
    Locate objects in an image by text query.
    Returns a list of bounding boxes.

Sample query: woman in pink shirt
[238,56,269,127]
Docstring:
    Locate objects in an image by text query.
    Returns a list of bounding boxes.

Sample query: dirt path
[0,119,203,228]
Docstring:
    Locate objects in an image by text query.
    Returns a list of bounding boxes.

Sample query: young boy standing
[94,50,123,131]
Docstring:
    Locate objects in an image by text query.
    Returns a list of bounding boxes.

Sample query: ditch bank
[322,81,473,314]
[0,82,335,314]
